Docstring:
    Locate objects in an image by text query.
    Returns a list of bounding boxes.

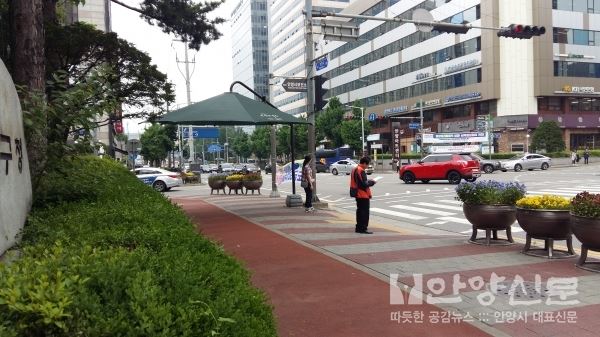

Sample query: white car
[134,167,183,192]
[500,153,552,172]
[330,159,374,175]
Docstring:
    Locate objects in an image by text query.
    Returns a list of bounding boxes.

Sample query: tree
[4,0,224,190]
[340,101,371,155]
[276,123,309,160]
[315,97,344,147]
[231,130,252,161]
[530,121,565,153]
[140,123,175,167]
[250,127,270,161]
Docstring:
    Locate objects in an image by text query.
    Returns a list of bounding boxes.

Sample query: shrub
[516,195,571,210]
[2,157,276,336]
[571,191,600,218]
[456,180,526,205]
[225,174,244,182]
[242,172,262,181]
[207,173,228,184]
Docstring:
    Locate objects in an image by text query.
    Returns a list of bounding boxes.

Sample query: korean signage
[384,105,409,116]
[282,78,307,92]
[393,127,401,159]
[0,59,32,256]
[444,59,480,75]
[429,145,480,153]
[315,55,329,71]
[411,99,441,110]
[554,86,597,95]
[444,92,481,104]
[422,132,489,144]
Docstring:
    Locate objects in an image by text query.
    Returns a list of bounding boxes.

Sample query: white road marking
[390,205,455,216]
[414,202,463,211]
[437,216,472,225]
[424,221,448,226]
[371,207,426,220]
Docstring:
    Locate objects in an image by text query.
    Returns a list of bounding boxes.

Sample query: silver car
[500,153,552,172]
[330,159,373,175]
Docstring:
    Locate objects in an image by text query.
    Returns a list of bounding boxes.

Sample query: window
[511,144,525,152]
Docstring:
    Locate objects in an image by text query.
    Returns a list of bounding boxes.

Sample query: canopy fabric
[158,92,310,126]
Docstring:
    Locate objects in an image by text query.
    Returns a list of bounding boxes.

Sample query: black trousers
[304,187,313,208]
[355,198,370,232]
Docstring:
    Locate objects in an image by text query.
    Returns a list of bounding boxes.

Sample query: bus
[315,147,354,166]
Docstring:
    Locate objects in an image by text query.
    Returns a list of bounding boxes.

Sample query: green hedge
[0,157,276,337]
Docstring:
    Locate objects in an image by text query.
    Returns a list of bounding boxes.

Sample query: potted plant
[456,180,526,245]
[242,172,263,194]
[570,191,600,271]
[515,195,575,258]
[208,174,227,194]
[225,174,244,194]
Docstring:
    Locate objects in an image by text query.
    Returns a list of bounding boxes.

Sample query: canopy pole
[290,124,296,195]
[229,81,277,109]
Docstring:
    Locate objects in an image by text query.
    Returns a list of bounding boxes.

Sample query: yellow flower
[516,195,570,210]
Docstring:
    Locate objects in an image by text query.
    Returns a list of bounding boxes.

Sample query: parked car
[500,153,552,172]
[220,163,236,173]
[330,159,373,175]
[468,153,502,174]
[133,167,183,192]
[399,153,481,184]
[200,164,212,173]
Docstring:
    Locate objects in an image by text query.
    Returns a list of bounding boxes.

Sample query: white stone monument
[0,59,32,256]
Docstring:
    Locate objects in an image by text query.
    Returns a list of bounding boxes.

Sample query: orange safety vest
[350,166,372,199]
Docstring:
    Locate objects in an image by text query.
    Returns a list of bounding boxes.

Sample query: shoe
[305,207,315,213]
[355,230,373,234]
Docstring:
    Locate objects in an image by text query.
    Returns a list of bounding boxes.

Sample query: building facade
[312,0,600,155]
[268,0,353,116]
[231,0,270,99]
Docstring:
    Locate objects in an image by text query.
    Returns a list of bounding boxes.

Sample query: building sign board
[411,99,441,110]
[444,59,480,75]
[393,127,401,159]
[429,145,480,153]
[444,92,481,104]
[384,105,409,115]
[554,86,598,95]
[423,132,488,144]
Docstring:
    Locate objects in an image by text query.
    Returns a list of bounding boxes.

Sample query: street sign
[182,127,219,139]
[409,122,421,129]
[281,78,307,92]
[371,143,382,149]
[207,144,222,153]
[315,55,328,71]
[368,113,377,121]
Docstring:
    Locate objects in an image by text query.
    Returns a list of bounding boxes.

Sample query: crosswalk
[321,182,600,235]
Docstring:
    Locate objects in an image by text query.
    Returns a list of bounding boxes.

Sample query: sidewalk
[173,195,600,337]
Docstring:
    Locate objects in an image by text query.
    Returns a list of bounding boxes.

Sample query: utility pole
[305,0,319,203]
[175,40,196,166]
[419,98,424,159]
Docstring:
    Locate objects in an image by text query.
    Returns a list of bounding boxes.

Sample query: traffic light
[432,22,470,34]
[497,24,545,39]
[314,75,328,111]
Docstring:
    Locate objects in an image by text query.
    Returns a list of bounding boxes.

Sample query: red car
[399,153,481,184]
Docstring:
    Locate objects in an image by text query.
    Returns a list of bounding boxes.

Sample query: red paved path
[179,198,490,337]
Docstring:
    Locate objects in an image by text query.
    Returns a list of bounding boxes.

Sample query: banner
[276,161,302,185]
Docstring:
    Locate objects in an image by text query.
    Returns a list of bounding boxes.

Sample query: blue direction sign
[409,122,421,129]
[368,113,377,121]
[182,127,219,139]
[315,55,329,71]
[207,144,222,153]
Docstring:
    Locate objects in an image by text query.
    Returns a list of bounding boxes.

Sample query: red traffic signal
[497,24,545,39]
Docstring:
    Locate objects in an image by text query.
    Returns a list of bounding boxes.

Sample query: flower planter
[208,179,226,195]
[463,204,516,245]
[516,208,575,259]
[243,180,262,194]
[570,214,600,272]
[226,180,243,194]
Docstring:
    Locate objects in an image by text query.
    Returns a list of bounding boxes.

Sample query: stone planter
[516,208,575,258]
[226,180,243,194]
[463,204,516,245]
[208,179,226,195]
[243,180,262,194]
[570,214,600,272]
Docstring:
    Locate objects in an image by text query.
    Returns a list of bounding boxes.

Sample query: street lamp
[345,105,366,156]
[526,133,531,153]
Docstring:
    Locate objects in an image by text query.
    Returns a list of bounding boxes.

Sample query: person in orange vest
[350,156,376,234]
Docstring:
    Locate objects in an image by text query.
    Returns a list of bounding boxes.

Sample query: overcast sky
[111,0,234,135]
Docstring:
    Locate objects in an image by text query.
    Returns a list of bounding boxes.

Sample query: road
[260,164,600,242]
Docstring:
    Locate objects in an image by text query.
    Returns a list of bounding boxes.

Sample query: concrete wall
[0,60,32,256]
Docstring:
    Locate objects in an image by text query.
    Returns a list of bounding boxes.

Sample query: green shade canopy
[158,92,310,126]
